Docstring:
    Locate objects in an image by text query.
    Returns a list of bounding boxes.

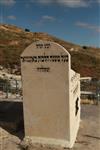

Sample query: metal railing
[0,79,22,100]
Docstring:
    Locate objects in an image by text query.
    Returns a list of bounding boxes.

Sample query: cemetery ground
[0,100,100,150]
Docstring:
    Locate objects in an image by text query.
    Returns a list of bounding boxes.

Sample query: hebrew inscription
[20,55,68,63]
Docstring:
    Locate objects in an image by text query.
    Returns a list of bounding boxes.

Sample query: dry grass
[0,24,100,78]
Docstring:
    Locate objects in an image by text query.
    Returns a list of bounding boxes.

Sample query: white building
[21,41,80,148]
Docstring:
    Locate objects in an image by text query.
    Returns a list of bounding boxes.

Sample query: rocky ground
[0,101,100,150]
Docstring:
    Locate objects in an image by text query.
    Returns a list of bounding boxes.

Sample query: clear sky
[0,0,100,47]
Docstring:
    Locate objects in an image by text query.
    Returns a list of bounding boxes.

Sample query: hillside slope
[0,24,100,78]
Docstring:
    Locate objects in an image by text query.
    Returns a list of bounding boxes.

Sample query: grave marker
[21,41,80,148]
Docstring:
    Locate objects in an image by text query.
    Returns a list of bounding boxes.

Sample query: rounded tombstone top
[20,41,71,66]
[21,41,70,57]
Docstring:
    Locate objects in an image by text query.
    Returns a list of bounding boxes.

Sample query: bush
[25,28,30,32]
[82,46,87,49]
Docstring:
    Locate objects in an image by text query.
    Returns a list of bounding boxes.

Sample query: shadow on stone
[0,101,25,140]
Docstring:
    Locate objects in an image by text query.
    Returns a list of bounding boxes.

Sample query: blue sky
[0,0,100,47]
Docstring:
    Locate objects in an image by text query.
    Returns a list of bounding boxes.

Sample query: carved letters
[20,55,68,63]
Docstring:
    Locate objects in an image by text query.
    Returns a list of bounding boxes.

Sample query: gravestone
[21,41,80,148]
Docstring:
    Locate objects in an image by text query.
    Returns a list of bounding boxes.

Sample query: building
[21,41,80,148]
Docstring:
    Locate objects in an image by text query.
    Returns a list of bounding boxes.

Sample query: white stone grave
[21,41,80,148]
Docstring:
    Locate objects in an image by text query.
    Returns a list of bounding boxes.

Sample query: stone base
[23,136,73,148]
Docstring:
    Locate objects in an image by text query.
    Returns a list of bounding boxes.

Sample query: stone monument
[21,41,80,148]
